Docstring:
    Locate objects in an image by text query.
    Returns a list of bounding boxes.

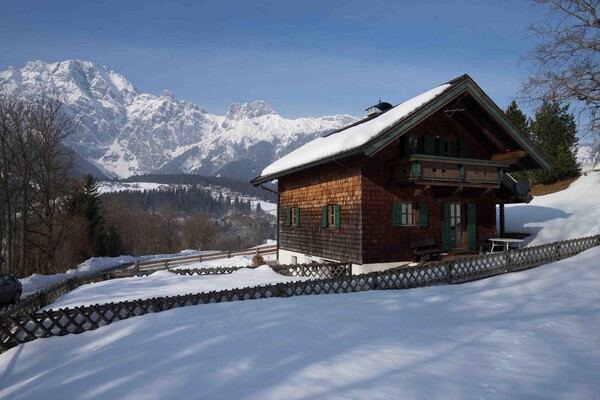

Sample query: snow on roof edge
[258,82,452,180]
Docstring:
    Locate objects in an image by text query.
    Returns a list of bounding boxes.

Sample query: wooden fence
[133,245,277,271]
[172,267,245,276]
[1,235,599,353]
[171,263,352,278]
[271,263,352,278]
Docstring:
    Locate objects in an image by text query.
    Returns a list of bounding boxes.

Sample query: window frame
[285,207,300,227]
[322,204,341,229]
[393,201,428,228]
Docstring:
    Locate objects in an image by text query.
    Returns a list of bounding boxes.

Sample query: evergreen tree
[105,224,124,257]
[530,101,580,185]
[68,175,107,257]
[505,100,532,182]
[505,100,530,136]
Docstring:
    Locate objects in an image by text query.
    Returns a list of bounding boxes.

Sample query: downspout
[260,182,280,262]
[499,203,505,238]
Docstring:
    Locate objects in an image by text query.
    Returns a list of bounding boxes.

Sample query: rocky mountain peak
[0,60,357,180]
[160,90,175,100]
[226,100,276,120]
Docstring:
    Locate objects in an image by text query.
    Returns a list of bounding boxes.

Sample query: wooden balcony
[390,154,510,188]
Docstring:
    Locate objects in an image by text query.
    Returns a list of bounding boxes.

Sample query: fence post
[38,292,48,308]
[134,261,140,272]
[446,262,453,284]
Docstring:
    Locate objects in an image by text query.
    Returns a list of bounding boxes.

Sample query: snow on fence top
[259,83,451,179]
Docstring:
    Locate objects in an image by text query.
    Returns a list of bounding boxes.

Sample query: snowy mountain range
[0,60,357,179]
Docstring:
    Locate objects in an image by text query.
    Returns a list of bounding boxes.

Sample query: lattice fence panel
[271,263,352,278]
[172,267,245,276]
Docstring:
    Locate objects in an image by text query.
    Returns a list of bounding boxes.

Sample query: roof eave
[250,147,364,186]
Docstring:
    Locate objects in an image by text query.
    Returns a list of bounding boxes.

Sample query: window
[408,136,422,155]
[444,140,458,157]
[322,204,341,228]
[450,203,463,245]
[402,135,423,156]
[393,201,428,227]
[285,207,300,227]
[393,202,415,226]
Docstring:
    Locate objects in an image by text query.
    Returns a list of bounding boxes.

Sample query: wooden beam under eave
[491,150,527,163]
[458,107,507,151]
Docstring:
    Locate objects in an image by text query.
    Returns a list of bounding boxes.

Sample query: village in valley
[1,1,599,399]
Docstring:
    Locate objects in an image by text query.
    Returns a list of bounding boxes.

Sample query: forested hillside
[101,184,275,257]
[122,174,277,202]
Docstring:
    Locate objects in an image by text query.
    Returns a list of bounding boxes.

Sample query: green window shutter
[401,135,410,157]
[459,140,468,158]
[321,205,328,227]
[441,203,452,251]
[295,207,300,227]
[418,202,428,227]
[334,204,341,228]
[459,164,465,180]
[437,138,446,156]
[392,202,402,227]
[411,161,422,178]
[467,203,477,251]
[499,167,504,182]
[424,136,435,155]
[285,208,291,227]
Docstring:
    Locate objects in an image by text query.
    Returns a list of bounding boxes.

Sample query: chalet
[251,75,551,273]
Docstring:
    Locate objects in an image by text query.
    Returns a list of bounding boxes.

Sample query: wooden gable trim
[455,81,553,170]
[468,82,552,169]
[364,78,552,171]
[364,82,468,157]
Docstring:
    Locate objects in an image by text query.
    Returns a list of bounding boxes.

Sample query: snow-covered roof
[255,83,451,182]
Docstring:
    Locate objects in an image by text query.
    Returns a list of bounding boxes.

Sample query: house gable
[363,76,552,172]
[252,74,551,187]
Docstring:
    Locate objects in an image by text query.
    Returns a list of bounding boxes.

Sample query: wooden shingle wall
[278,160,363,264]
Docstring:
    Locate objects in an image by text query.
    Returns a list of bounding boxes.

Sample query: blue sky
[0,0,542,118]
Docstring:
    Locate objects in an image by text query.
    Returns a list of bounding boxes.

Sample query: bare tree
[522,0,600,147]
[0,95,37,275]
[0,93,75,276]
[182,213,216,250]
[28,96,75,273]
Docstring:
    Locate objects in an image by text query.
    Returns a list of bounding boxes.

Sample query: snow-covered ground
[505,168,600,245]
[44,265,305,310]
[1,170,599,399]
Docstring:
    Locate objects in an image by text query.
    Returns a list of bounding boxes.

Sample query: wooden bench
[410,239,442,263]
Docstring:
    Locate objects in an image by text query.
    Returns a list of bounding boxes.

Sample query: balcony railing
[390,154,510,187]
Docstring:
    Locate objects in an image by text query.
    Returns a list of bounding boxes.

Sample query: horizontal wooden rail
[134,245,277,271]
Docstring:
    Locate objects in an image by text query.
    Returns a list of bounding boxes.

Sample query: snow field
[1,170,599,399]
